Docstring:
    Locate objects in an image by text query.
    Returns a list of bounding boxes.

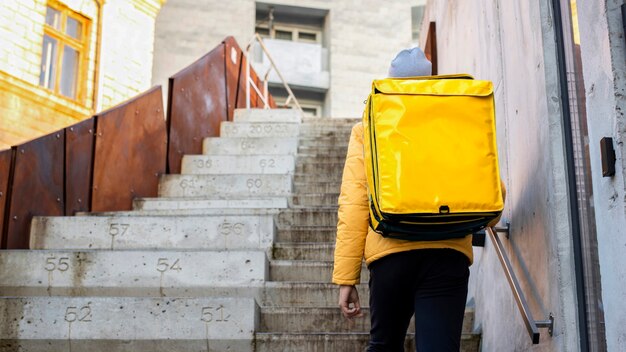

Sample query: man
[332,47,505,351]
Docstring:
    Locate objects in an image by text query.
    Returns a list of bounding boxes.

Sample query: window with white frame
[255,24,322,44]
[255,3,326,45]
[39,1,90,101]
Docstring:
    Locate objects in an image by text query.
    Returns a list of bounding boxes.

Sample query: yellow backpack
[363,74,504,240]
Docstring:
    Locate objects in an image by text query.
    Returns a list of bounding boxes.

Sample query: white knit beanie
[388,47,432,77]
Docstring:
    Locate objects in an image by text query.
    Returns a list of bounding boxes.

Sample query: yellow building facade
[0,0,163,149]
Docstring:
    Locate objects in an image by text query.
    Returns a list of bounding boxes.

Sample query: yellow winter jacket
[332,122,505,286]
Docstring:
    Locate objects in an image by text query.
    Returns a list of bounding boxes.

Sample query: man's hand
[338,285,362,319]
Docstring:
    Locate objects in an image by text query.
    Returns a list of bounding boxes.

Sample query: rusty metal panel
[92,86,167,212]
[231,39,276,110]
[255,74,264,108]
[0,148,15,249]
[224,36,242,121]
[268,92,277,109]
[236,53,262,109]
[167,44,227,173]
[6,132,65,249]
[65,117,94,215]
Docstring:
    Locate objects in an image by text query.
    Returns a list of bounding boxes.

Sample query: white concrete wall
[152,0,413,118]
[322,0,411,117]
[423,1,579,350]
[98,0,162,110]
[151,0,256,99]
[576,1,626,350]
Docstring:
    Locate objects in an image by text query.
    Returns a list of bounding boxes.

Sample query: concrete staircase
[0,109,481,351]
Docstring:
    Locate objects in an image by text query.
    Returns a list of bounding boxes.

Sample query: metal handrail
[244,33,302,111]
[487,226,554,344]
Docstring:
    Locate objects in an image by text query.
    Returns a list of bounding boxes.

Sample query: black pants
[367,249,470,352]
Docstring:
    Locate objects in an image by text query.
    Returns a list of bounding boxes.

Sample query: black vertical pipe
[550,0,590,350]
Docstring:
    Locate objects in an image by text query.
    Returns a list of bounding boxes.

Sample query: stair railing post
[245,33,303,112]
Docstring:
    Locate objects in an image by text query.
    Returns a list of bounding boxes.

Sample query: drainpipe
[550,0,590,350]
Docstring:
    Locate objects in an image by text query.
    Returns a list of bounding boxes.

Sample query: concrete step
[259,307,371,333]
[261,282,368,307]
[158,174,292,197]
[254,332,481,352]
[301,117,360,125]
[203,137,298,155]
[298,143,349,150]
[181,155,294,175]
[2,281,366,309]
[84,208,280,217]
[299,136,351,145]
[293,173,343,183]
[298,127,353,136]
[290,194,339,207]
[133,197,288,211]
[300,130,352,141]
[0,296,257,351]
[0,250,266,296]
[298,134,351,142]
[269,260,366,282]
[221,122,299,138]
[273,242,334,261]
[297,144,349,152]
[298,138,349,149]
[299,130,354,139]
[258,307,475,334]
[297,148,348,158]
[277,209,338,227]
[296,155,347,164]
[234,108,302,123]
[275,226,336,243]
[30,215,274,250]
[293,181,341,194]
[295,162,345,175]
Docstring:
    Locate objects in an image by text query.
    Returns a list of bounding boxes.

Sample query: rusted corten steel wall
[0,149,14,248]
[167,36,277,173]
[167,42,228,174]
[65,118,95,215]
[224,37,242,121]
[0,37,274,248]
[92,86,167,212]
[1,88,167,248]
[5,133,65,249]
